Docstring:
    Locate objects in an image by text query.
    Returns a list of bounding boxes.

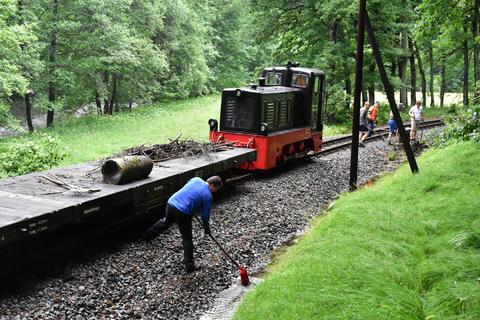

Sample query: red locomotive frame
[210,129,322,170]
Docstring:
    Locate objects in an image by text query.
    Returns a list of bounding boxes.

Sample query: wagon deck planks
[0,148,256,247]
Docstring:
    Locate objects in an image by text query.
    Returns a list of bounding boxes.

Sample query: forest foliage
[0,0,270,129]
[0,0,479,130]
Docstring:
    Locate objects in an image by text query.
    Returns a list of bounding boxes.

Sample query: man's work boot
[140,228,158,242]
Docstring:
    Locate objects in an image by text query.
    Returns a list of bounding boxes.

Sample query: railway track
[320,118,444,154]
[225,118,445,185]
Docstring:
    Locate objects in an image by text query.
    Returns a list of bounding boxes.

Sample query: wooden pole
[349,0,367,191]
[365,12,418,173]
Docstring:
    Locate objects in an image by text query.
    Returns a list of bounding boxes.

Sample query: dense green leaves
[0,0,28,97]
[0,0,267,126]
[0,0,476,129]
[0,133,65,177]
[432,106,480,147]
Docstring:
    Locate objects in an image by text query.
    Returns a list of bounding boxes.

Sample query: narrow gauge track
[0,121,445,320]
[224,119,444,186]
[320,119,444,154]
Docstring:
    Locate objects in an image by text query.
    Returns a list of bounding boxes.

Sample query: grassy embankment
[0,95,221,166]
[234,141,480,319]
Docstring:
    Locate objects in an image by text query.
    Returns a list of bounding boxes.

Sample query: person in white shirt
[408,100,424,142]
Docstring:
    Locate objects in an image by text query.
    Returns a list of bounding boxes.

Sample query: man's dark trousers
[146,204,194,269]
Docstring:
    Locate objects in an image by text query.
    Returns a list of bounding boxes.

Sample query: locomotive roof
[265,66,326,78]
[237,85,303,94]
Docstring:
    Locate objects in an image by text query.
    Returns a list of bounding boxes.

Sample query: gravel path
[0,139,413,320]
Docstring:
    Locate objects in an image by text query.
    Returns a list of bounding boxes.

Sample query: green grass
[234,142,480,320]
[0,95,221,166]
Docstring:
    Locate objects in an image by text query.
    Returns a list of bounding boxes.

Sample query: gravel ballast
[0,139,418,320]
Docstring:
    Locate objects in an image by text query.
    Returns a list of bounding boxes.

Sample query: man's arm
[201,197,211,226]
[409,107,414,118]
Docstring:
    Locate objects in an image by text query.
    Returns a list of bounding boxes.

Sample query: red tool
[193,215,250,286]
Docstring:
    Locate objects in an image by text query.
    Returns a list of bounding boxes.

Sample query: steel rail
[320,119,444,155]
[220,118,444,185]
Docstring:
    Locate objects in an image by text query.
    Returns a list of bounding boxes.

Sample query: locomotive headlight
[235,89,242,97]
[260,123,268,133]
[208,119,218,131]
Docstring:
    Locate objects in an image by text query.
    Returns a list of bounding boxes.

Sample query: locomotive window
[292,73,309,88]
[265,72,281,85]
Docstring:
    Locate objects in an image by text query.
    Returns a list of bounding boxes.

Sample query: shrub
[0,102,22,131]
[432,106,480,148]
[325,83,350,123]
[0,134,67,177]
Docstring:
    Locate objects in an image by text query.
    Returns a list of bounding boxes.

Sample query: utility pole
[365,12,418,174]
[349,0,367,191]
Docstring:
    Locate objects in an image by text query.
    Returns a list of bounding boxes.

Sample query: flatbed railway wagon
[0,62,325,274]
[0,148,256,274]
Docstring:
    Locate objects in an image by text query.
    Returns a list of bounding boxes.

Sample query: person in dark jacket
[141,176,223,272]
[359,101,369,147]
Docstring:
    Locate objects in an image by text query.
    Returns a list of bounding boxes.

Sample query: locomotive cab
[209,63,326,170]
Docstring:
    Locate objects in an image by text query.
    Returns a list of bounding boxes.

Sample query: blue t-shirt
[388,119,397,132]
[168,177,212,224]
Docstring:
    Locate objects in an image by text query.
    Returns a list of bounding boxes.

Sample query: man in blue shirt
[141,176,223,272]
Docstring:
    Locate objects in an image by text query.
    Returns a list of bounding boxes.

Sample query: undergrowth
[431,106,480,148]
[0,133,65,178]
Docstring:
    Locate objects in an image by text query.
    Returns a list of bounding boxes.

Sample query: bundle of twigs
[119,134,235,163]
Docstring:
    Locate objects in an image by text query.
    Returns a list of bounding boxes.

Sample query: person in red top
[367,101,379,137]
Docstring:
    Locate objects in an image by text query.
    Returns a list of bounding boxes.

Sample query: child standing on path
[387,111,398,145]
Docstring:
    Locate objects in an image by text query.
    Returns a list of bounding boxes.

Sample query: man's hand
[203,223,211,235]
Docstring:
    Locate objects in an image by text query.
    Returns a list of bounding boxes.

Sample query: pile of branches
[119,135,235,163]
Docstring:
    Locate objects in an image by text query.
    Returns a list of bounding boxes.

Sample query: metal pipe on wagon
[101,156,154,185]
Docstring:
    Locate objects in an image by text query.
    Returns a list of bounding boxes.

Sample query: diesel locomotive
[208,62,326,170]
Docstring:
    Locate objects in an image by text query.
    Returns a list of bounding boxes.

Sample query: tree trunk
[95,89,102,115]
[368,86,375,104]
[400,49,408,106]
[440,64,446,107]
[429,44,435,106]
[400,0,408,106]
[25,93,34,133]
[46,0,59,127]
[109,73,117,113]
[330,19,337,78]
[337,21,352,109]
[365,11,418,174]
[464,20,469,106]
[414,42,427,105]
[368,63,375,104]
[18,0,34,132]
[361,88,368,105]
[472,0,479,103]
[103,71,110,114]
[409,38,417,105]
